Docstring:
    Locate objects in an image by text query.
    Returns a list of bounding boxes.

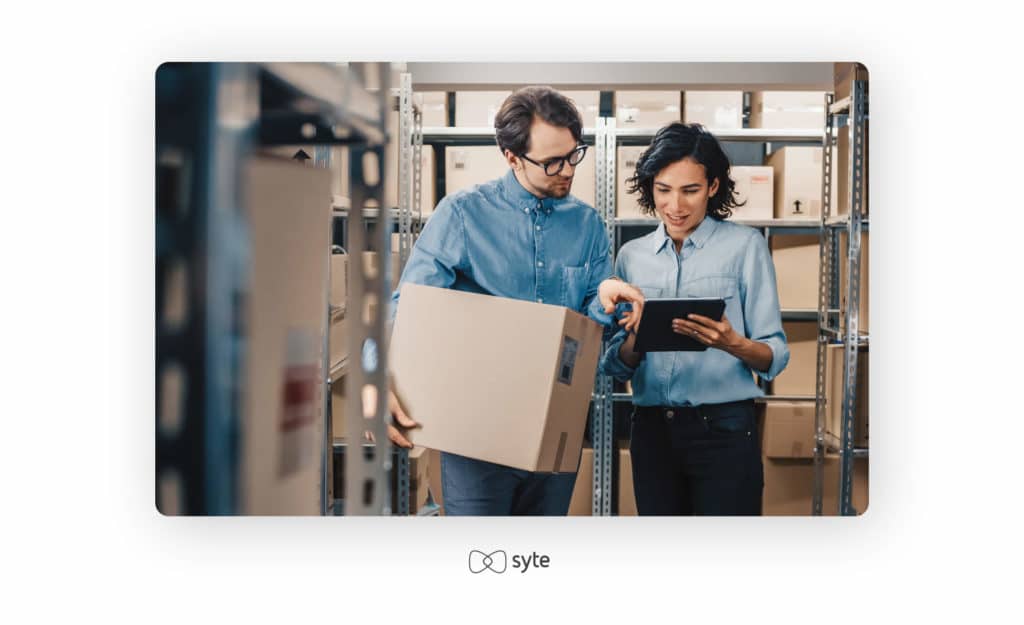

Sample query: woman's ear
[708,177,720,197]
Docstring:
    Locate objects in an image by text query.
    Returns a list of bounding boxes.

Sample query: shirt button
[536,225,541,231]
[537,261,543,267]
[666,410,675,420]
[537,298,543,303]
[523,207,529,213]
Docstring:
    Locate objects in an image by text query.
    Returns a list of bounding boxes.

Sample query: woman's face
[652,157,720,242]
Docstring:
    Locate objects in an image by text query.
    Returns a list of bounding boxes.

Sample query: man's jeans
[629,399,763,516]
[440,452,578,516]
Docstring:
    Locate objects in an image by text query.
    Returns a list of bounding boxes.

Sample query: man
[387,86,643,515]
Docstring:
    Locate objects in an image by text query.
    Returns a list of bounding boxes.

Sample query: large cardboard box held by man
[390,284,603,472]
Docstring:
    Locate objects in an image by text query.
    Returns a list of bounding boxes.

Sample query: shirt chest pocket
[561,264,590,309]
[680,275,743,332]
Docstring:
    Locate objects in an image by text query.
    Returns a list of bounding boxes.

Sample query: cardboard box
[767,146,823,220]
[837,230,869,333]
[763,401,816,459]
[446,145,595,207]
[329,314,349,370]
[455,91,512,127]
[834,63,869,103]
[836,121,869,216]
[240,157,331,515]
[618,447,638,516]
[330,376,346,441]
[750,92,827,130]
[770,321,818,396]
[419,91,449,127]
[568,447,594,515]
[683,91,743,129]
[825,343,869,447]
[427,448,444,514]
[616,91,681,127]
[771,234,820,310]
[390,284,603,472]
[616,145,647,218]
[762,455,868,515]
[729,166,774,221]
[330,253,348,309]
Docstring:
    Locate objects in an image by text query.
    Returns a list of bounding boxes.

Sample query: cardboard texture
[729,166,775,220]
[750,91,827,129]
[683,91,743,129]
[834,63,869,103]
[771,321,818,396]
[330,253,348,309]
[419,91,449,127]
[240,157,331,515]
[616,146,647,218]
[616,91,682,127]
[618,447,638,516]
[762,455,868,515]
[770,234,820,310]
[390,284,603,472]
[763,401,816,459]
[767,146,822,220]
[825,343,869,447]
[445,145,595,207]
[838,230,869,333]
[454,91,512,127]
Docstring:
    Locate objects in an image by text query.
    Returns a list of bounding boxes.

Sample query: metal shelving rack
[156,62,389,515]
[812,81,869,516]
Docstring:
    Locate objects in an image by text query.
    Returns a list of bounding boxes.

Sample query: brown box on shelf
[329,314,348,371]
[454,91,512,127]
[563,90,601,128]
[749,92,827,130]
[837,230,869,333]
[834,63,869,103]
[390,284,603,472]
[616,146,647,219]
[762,455,868,515]
[770,321,818,396]
[568,446,594,516]
[683,91,743,129]
[616,91,682,127]
[825,343,869,448]
[419,91,449,127]
[238,157,331,515]
[729,166,775,221]
[766,146,822,220]
[770,234,820,310]
[763,401,816,459]
[835,121,869,217]
[330,253,348,309]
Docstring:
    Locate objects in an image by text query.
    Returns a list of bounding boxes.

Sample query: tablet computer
[633,297,727,353]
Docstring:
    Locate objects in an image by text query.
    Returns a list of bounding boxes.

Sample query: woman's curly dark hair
[625,122,743,220]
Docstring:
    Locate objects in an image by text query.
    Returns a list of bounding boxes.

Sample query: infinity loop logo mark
[468,549,507,574]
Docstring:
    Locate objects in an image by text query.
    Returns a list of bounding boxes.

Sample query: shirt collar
[650,216,720,254]
[499,168,556,214]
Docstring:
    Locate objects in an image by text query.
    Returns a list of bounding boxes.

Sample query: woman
[601,123,790,516]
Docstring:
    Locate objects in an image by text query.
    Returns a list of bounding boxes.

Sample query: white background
[1,0,1021,622]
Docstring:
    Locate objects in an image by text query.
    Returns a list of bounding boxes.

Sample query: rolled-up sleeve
[389,197,467,321]
[741,232,789,381]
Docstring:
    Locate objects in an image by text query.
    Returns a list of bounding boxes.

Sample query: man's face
[507,116,579,199]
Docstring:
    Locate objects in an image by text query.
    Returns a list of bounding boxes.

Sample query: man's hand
[598,278,645,333]
[672,313,742,351]
[387,388,418,448]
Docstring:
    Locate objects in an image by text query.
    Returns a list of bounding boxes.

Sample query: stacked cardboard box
[766,146,824,220]
[239,157,331,515]
[836,121,869,217]
[568,446,638,516]
[824,343,869,447]
[837,230,869,333]
[418,91,449,127]
[391,284,603,472]
[763,401,817,459]
[749,92,827,130]
[770,234,820,310]
[616,91,681,127]
[616,146,647,218]
[729,166,775,220]
[454,91,511,127]
[834,63,869,103]
[770,321,818,396]
[683,91,743,129]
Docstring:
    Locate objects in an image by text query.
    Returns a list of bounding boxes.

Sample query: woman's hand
[672,313,742,351]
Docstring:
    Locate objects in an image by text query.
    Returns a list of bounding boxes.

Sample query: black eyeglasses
[519,145,588,176]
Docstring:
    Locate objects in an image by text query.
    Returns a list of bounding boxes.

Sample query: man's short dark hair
[626,122,744,220]
[493,86,583,157]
